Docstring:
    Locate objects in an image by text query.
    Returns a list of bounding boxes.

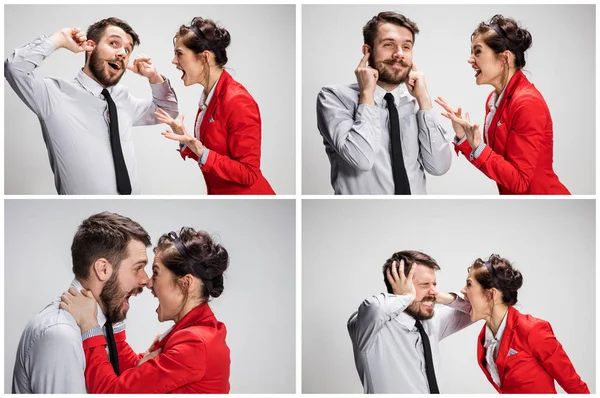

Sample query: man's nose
[115,47,126,59]
[139,270,149,286]
[392,47,404,59]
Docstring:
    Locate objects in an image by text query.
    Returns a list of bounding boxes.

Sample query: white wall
[4,199,296,393]
[302,5,595,194]
[302,199,595,393]
[4,4,296,194]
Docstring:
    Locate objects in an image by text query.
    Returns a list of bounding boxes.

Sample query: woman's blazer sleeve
[83,329,207,393]
[528,321,590,393]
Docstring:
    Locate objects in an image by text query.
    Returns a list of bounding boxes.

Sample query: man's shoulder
[319,83,360,97]
[21,300,80,342]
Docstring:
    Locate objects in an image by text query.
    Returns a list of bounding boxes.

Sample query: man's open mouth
[108,62,122,71]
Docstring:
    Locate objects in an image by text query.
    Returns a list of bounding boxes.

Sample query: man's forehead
[412,263,436,280]
[102,26,134,46]
[126,240,148,260]
[376,23,413,42]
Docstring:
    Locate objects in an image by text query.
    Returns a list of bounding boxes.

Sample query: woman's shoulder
[509,78,547,108]
[512,309,553,338]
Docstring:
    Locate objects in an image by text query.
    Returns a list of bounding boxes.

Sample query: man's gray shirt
[4,36,179,194]
[317,83,451,194]
[347,293,473,393]
[12,279,111,393]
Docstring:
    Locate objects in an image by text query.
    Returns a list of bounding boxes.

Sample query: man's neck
[377,80,399,92]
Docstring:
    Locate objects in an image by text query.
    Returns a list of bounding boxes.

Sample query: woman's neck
[486,304,509,337]
[203,67,224,95]
[174,298,203,324]
[492,68,516,97]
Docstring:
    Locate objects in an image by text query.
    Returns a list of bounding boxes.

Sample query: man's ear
[92,258,112,282]
[362,44,371,56]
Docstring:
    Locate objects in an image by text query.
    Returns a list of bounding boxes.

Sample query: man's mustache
[382,59,410,67]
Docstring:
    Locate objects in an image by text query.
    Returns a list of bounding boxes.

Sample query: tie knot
[102,88,111,98]
[384,92,395,103]
[414,319,425,332]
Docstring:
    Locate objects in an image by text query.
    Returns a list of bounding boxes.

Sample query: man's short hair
[71,211,151,279]
[363,11,420,49]
[382,250,440,293]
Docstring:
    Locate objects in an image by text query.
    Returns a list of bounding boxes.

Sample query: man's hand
[355,51,378,105]
[127,54,164,84]
[50,28,93,53]
[435,292,457,305]
[406,64,432,110]
[386,259,416,300]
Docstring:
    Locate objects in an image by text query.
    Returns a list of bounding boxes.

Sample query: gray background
[303,199,595,393]
[4,5,296,194]
[4,199,296,393]
[302,5,596,194]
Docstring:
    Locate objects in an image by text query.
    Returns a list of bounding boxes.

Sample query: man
[317,12,451,195]
[4,17,179,194]
[347,251,472,393]
[12,212,152,393]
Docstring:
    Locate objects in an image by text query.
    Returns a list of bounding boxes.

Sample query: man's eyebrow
[380,37,413,44]
[107,35,133,49]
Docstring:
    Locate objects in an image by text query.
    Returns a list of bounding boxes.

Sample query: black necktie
[102,89,132,195]
[414,320,439,394]
[104,322,120,375]
[383,93,411,195]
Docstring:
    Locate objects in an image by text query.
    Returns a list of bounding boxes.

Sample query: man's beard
[370,54,411,85]
[404,296,436,321]
[88,48,125,87]
[99,271,143,323]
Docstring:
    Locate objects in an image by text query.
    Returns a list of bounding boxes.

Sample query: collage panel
[302,4,595,195]
[303,199,595,393]
[4,4,295,195]
[5,199,295,393]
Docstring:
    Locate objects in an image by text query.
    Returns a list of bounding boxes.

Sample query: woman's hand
[453,112,482,150]
[136,334,163,367]
[155,108,206,158]
[435,97,482,150]
[434,96,467,140]
[154,108,186,136]
[59,287,99,334]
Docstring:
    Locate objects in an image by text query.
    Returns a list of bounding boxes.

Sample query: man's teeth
[421,301,434,307]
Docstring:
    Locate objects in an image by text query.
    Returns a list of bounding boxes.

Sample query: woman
[435,15,569,194]
[461,254,588,393]
[60,227,231,393]
[155,17,275,195]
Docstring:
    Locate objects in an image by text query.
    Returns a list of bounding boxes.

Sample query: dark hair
[71,211,151,279]
[154,227,229,300]
[472,14,532,69]
[85,17,140,62]
[382,250,440,294]
[469,254,523,306]
[363,11,420,49]
[175,17,231,66]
